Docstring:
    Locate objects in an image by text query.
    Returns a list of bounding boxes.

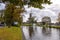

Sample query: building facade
[42,16,51,25]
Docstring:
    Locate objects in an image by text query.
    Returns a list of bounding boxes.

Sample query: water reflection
[29,27,34,37]
[57,29,60,40]
[42,27,51,36]
[22,26,60,40]
[29,26,34,40]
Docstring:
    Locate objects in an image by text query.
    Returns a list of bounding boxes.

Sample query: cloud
[23,5,57,23]
[0,3,5,10]
[51,0,60,4]
[48,4,60,15]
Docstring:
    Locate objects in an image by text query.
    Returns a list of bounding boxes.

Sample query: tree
[4,4,23,27]
[4,4,15,27]
[2,0,24,8]
[2,0,51,8]
[28,0,51,8]
[13,7,23,25]
[0,10,4,22]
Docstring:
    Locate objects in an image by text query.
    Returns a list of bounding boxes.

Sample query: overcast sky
[0,0,60,23]
[23,0,60,23]
[0,3,5,10]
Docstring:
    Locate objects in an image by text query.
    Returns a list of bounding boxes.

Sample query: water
[22,26,60,40]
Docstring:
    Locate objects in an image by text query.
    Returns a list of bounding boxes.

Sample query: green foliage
[4,4,23,27]
[4,4,14,27]
[28,0,51,8]
[2,0,51,8]
[0,17,4,22]
[2,0,24,8]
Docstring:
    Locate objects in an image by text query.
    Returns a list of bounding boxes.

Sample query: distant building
[42,16,51,25]
[27,13,35,24]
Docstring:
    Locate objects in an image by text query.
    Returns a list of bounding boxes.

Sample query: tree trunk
[8,25,11,28]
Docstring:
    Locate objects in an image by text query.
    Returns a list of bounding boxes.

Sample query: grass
[0,27,22,40]
[39,25,60,29]
[34,24,60,29]
[49,26,60,29]
[22,23,60,29]
[22,24,33,26]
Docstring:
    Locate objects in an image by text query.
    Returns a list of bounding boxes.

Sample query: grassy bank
[39,25,60,29]
[49,26,60,29]
[0,27,22,40]
[22,24,33,26]
[22,23,60,29]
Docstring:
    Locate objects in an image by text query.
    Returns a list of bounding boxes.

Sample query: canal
[22,26,60,40]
